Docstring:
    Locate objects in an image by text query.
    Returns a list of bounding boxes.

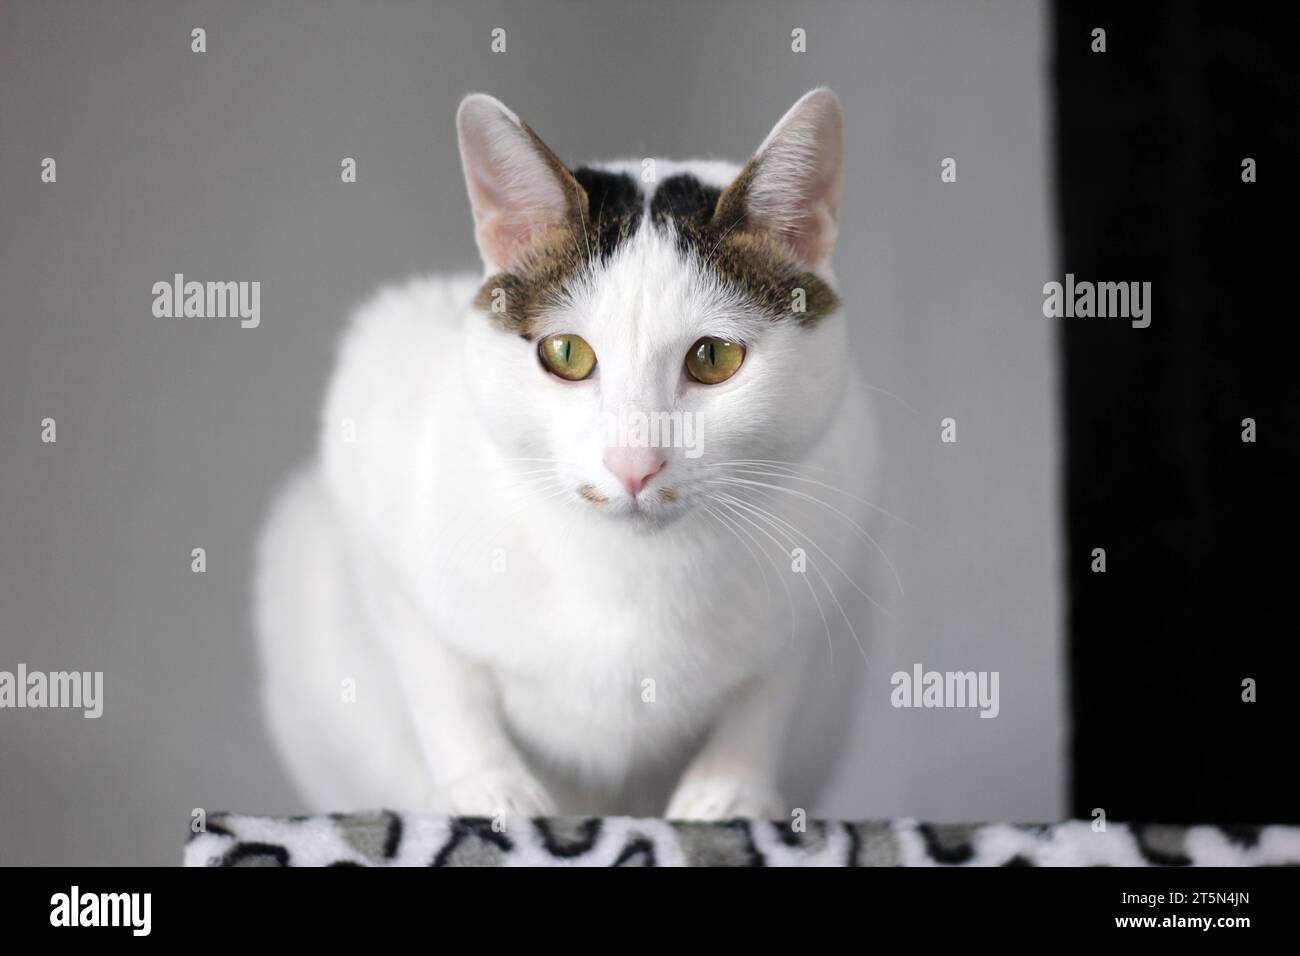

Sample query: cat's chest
[415,504,794,772]
[486,586,748,775]
[453,556,761,674]
[430,526,776,703]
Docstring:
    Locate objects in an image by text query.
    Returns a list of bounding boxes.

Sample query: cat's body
[257,91,877,819]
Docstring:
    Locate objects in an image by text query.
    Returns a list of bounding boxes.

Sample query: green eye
[685,337,745,384]
[539,333,597,381]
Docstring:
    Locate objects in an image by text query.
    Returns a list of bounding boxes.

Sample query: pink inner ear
[748,150,841,270]
[742,90,843,271]
[458,99,578,273]
[788,196,839,268]
[470,170,572,272]
[478,211,543,269]
[466,166,560,271]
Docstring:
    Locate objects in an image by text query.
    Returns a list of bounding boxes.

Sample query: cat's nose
[603,448,666,497]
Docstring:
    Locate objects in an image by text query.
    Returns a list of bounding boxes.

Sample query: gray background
[0,0,1061,865]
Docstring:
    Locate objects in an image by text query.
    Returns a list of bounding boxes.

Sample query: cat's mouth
[574,481,686,524]
[577,483,679,507]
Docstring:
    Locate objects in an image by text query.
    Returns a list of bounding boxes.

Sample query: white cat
[255,88,878,820]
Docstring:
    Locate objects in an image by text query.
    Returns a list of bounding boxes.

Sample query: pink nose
[603,448,666,497]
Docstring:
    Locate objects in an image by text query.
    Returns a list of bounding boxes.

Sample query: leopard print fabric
[185,812,1300,867]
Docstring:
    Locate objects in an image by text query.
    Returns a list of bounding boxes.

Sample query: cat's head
[457,89,848,528]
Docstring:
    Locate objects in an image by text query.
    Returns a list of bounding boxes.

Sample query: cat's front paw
[665,776,785,821]
[438,765,556,819]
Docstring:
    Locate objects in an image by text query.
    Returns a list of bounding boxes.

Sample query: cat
[255,88,878,820]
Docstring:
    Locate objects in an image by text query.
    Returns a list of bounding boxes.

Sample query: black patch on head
[651,174,722,228]
[572,167,643,258]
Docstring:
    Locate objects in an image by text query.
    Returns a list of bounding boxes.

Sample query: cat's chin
[626,506,687,533]
[589,497,689,533]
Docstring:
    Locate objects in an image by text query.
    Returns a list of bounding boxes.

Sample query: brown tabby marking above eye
[473,233,585,340]
[655,171,840,327]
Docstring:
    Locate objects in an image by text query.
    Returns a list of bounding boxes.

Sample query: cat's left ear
[714,88,844,272]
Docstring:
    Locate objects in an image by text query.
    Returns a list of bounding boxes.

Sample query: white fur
[256,92,876,820]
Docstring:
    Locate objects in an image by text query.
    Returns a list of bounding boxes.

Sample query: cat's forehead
[473,161,838,339]
[560,225,754,347]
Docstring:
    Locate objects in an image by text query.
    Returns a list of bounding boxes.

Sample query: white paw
[438,765,556,819]
[665,777,785,821]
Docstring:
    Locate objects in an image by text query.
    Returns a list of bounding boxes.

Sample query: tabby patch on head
[459,90,844,339]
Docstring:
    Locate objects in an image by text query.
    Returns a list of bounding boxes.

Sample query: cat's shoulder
[342,272,480,344]
[330,272,479,382]
[325,272,478,422]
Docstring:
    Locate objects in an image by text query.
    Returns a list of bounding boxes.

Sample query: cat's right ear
[456,94,588,274]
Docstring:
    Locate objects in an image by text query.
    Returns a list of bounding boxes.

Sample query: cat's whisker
[499,466,562,475]
[735,481,896,627]
[704,213,747,260]
[707,502,764,598]
[715,488,891,623]
[700,503,771,604]
[493,468,563,490]
[704,475,905,596]
[716,491,872,668]
[705,499,782,608]
[706,460,918,531]
[714,466,919,532]
[857,382,920,415]
[479,481,562,510]
[710,494,838,668]
[576,204,592,261]
[705,458,870,487]
[708,458,860,481]
[705,496,799,646]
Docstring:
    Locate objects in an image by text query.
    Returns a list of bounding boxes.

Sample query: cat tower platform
[185,812,1300,867]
